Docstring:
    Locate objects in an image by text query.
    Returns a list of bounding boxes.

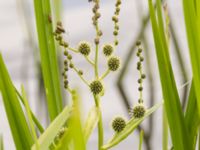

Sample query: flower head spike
[131,104,146,118]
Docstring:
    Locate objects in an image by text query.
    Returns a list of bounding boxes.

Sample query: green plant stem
[95,44,99,78]
[139,130,144,150]
[162,107,168,150]
[100,69,110,80]
[94,95,104,150]
[85,56,95,66]
[67,47,79,53]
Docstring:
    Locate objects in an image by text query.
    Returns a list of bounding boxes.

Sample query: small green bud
[64,50,68,56]
[140,57,144,62]
[78,42,91,56]
[141,74,146,79]
[132,104,146,118]
[103,44,114,56]
[137,79,142,84]
[114,40,119,46]
[64,42,69,48]
[112,117,126,133]
[138,48,143,53]
[78,70,83,75]
[69,63,74,68]
[113,30,118,36]
[67,55,72,60]
[107,56,120,71]
[112,16,118,22]
[136,40,141,46]
[94,37,100,45]
[64,60,68,65]
[90,80,104,95]
[138,86,143,91]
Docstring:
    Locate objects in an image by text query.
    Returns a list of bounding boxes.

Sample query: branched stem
[100,69,110,80]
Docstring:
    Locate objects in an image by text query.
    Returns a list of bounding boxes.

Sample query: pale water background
[0,0,192,149]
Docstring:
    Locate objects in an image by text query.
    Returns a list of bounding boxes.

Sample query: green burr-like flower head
[78,41,91,56]
[112,117,126,133]
[103,44,114,56]
[132,104,146,118]
[107,56,120,71]
[90,80,104,95]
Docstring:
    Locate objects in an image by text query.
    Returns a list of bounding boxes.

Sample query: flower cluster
[112,117,126,133]
[130,41,146,118]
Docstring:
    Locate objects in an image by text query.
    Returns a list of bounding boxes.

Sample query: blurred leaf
[31,106,72,150]
[83,106,100,142]
[0,53,33,149]
[183,0,200,116]
[34,0,63,121]
[0,134,4,150]
[21,85,39,149]
[185,81,200,149]
[69,92,86,150]
[148,0,192,149]
[102,102,162,150]
[15,88,44,133]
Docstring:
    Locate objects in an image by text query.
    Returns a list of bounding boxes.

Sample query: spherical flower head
[103,44,114,56]
[107,56,121,71]
[78,41,91,56]
[90,80,104,95]
[131,104,146,118]
[112,117,126,133]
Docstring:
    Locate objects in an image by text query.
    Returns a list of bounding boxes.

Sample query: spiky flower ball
[107,56,120,71]
[112,117,126,133]
[131,104,146,118]
[78,42,91,56]
[90,80,104,95]
[103,44,114,56]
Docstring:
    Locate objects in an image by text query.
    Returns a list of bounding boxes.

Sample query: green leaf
[183,0,200,117]
[0,53,34,149]
[0,134,4,150]
[83,106,100,142]
[15,88,44,133]
[31,106,72,150]
[21,85,39,149]
[184,80,200,149]
[148,0,192,149]
[102,102,162,150]
[34,0,63,121]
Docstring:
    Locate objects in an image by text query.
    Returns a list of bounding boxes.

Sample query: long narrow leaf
[21,85,39,149]
[183,0,200,117]
[0,134,4,150]
[31,106,72,150]
[34,0,63,121]
[185,81,200,149]
[0,53,33,149]
[148,0,191,149]
[102,102,162,150]
[83,106,100,142]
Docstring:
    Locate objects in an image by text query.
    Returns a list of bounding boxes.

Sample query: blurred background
[0,0,192,149]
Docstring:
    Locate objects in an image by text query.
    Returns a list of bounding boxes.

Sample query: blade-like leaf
[183,0,200,116]
[34,0,63,121]
[31,106,72,150]
[0,134,4,150]
[0,53,33,149]
[185,81,200,149]
[21,85,39,149]
[15,88,44,133]
[148,0,192,149]
[102,102,162,150]
[83,106,100,142]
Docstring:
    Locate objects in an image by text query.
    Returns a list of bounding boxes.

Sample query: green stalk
[138,130,143,150]
[0,134,4,150]
[94,95,104,150]
[162,107,168,150]
[34,0,63,121]
[95,44,99,78]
